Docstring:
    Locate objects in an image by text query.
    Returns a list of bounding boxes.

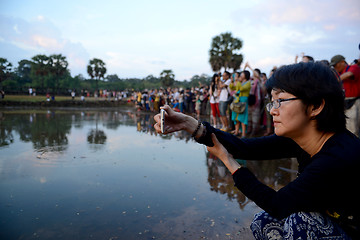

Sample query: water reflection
[207,153,250,210]
[206,152,297,211]
[0,108,298,239]
[0,120,13,147]
[87,114,107,150]
[0,109,297,201]
[0,111,71,152]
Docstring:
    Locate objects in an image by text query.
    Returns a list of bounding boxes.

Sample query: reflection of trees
[87,113,107,150]
[29,113,70,152]
[0,110,138,151]
[0,128,13,147]
[0,113,14,147]
[1,112,71,152]
[206,151,297,210]
[87,129,107,144]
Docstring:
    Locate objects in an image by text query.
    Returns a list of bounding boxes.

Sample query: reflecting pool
[0,108,297,240]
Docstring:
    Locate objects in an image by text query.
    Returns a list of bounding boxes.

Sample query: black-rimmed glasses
[266,98,300,112]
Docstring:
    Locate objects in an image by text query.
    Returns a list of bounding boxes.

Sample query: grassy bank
[0,95,132,108]
[3,95,113,102]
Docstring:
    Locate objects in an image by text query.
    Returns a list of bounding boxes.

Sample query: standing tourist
[154,62,359,239]
[201,88,209,116]
[209,74,221,127]
[149,90,155,112]
[245,62,263,136]
[154,89,160,112]
[184,88,192,113]
[331,54,360,137]
[261,73,273,136]
[195,90,202,120]
[295,52,315,63]
[231,71,251,137]
[179,89,184,113]
[218,71,231,131]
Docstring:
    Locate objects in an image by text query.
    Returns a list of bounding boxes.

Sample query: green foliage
[87,58,106,91]
[16,60,32,86]
[1,54,211,95]
[0,58,13,89]
[48,54,69,93]
[209,32,243,72]
[31,54,50,91]
[160,69,175,87]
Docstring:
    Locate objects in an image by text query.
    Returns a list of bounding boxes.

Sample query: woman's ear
[309,99,325,119]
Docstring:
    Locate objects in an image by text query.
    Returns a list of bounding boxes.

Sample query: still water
[0,107,296,240]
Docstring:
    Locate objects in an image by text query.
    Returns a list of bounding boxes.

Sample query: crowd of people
[136,53,360,138]
[134,86,210,118]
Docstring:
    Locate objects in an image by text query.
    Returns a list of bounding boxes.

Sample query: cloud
[229,0,360,74]
[0,15,89,76]
[255,0,360,27]
[105,51,168,77]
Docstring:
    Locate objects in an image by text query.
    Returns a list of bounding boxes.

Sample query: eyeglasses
[266,98,300,112]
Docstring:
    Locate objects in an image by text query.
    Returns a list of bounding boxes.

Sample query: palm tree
[48,54,68,93]
[31,54,50,92]
[87,58,107,93]
[209,32,243,72]
[160,69,175,87]
[17,60,33,86]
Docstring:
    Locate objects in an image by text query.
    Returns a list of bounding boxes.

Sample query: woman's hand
[207,133,231,161]
[154,105,195,134]
[207,133,241,174]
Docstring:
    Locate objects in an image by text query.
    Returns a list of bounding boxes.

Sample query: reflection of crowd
[207,152,250,210]
[136,53,360,138]
[206,152,298,210]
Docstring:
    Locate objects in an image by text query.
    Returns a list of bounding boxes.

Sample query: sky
[0,0,359,80]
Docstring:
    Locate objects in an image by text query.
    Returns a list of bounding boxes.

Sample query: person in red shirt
[331,54,360,137]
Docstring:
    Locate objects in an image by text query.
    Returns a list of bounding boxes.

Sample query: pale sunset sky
[1,0,359,80]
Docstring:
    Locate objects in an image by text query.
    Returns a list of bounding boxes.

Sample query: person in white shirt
[218,71,231,131]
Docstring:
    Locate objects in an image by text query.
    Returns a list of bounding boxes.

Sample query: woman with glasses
[154,62,359,239]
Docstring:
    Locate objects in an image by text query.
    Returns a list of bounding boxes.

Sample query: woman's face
[240,72,246,82]
[270,89,311,138]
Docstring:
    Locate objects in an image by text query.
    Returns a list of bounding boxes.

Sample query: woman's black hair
[211,73,219,92]
[266,62,346,133]
[243,70,250,80]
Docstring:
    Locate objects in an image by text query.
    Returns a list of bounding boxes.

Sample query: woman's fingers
[160,105,172,117]
[153,106,172,134]
[210,133,219,144]
[207,134,218,152]
[154,122,161,133]
[153,113,161,133]
[154,105,185,134]
[154,113,161,123]
[207,133,229,161]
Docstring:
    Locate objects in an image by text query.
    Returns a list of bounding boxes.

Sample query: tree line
[0,55,210,95]
[0,31,243,95]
